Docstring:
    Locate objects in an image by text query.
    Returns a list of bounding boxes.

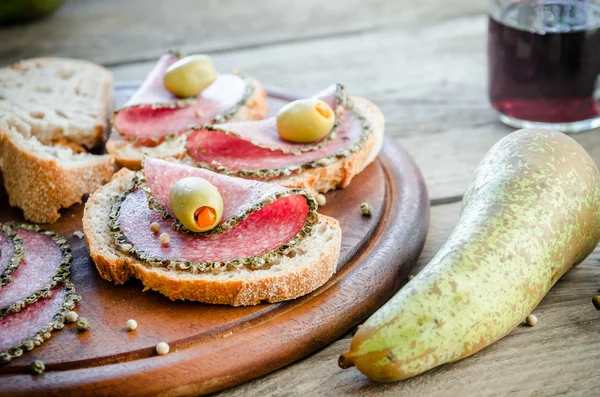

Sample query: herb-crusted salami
[109,158,319,273]
[0,224,72,318]
[0,282,80,364]
[194,85,341,154]
[0,229,24,288]
[112,53,255,146]
[143,157,304,232]
[185,84,372,179]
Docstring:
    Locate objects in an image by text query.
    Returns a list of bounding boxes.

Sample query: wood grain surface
[2,0,600,395]
[221,203,600,397]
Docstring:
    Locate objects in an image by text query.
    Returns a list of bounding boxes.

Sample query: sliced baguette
[0,57,113,149]
[176,96,384,197]
[83,168,342,306]
[273,96,384,196]
[0,57,115,223]
[0,121,115,223]
[106,79,268,170]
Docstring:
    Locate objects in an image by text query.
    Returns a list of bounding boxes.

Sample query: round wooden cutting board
[0,85,430,396]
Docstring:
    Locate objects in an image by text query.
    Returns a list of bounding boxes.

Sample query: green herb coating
[76,317,91,331]
[108,175,319,273]
[0,227,24,289]
[0,281,80,365]
[0,223,73,319]
[187,83,373,179]
[30,360,45,375]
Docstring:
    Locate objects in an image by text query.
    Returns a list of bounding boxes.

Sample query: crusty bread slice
[175,96,384,198]
[0,121,115,223]
[106,79,268,171]
[0,57,113,149]
[83,168,342,306]
[0,57,115,223]
[273,96,384,196]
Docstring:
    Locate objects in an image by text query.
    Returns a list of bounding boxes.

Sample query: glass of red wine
[488,0,600,133]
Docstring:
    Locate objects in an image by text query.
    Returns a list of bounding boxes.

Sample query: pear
[339,129,600,382]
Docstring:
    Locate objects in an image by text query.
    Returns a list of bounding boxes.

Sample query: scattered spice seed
[156,342,170,355]
[30,360,45,375]
[150,222,161,233]
[72,230,84,239]
[316,194,326,207]
[65,311,79,323]
[76,317,91,332]
[360,202,373,217]
[525,314,537,326]
[126,319,138,331]
[159,233,170,246]
[592,295,600,310]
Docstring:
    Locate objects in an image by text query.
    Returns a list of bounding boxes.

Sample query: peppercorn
[76,317,91,332]
[30,360,45,375]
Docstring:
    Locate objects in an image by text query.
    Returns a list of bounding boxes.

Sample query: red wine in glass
[488,0,600,132]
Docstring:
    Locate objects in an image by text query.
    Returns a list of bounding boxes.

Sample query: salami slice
[111,160,319,273]
[113,53,253,146]
[0,282,79,364]
[144,157,296,231]
[200,84,340,154]
[0,229,24,288]
[185,84,370,179]
[0,225,71,318]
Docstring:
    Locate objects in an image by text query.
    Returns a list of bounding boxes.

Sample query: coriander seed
[150,222,161,233]
[156,342,170,355]
[525,314,537,326]
[316,194,326,207]
[159,233,170,246]
[65,311,78,323]
[126,319,138,331]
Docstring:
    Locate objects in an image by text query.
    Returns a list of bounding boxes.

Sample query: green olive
[169,177,223,232]
[163,55,217,98]
[276,99,335,143]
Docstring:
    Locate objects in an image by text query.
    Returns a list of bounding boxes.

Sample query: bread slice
[106,79,268,171]
[175,96,384,198]
[0,57,113,149]
[83,168,342,306]
[0,57,115,223]
[273,96,384,196]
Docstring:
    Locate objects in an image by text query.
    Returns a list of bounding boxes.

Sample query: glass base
[498,113,600,134]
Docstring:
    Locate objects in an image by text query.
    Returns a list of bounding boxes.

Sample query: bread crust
[106,79,268,171]
[0,57,116,223]
[0,129,115,224]
[83,169,341,306]
[273,96,384,196]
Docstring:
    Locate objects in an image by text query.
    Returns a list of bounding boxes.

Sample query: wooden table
[2,1,600,395]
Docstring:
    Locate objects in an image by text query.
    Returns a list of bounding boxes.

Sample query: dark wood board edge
[1,138,429,396]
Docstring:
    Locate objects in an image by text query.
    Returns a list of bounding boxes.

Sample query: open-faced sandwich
[0,58,116,223]
[110,54,384,198]
[107,52,268,170]
[83,157,341,306]
[181,83,384,198]
[0,223,79,364]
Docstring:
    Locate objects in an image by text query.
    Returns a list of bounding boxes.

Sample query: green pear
[339,129,600,382]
